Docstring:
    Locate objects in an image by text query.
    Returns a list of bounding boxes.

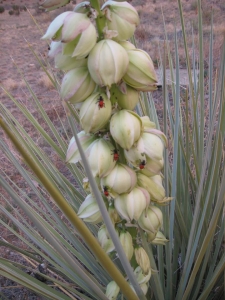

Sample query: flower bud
[134,247,150,274]
[140,157,164,176]
[124,137,146,168]
[134,266,151,284]
[108,203,121,225]
[66,131,96,164]
[137,173,165,203]
[123,49,158,91]
[141,131,166,161]
[101,164,137,196]
[119,231,134,261]
[151,231,169,245]
[98,225,115,254]
[130,282,149,296]
[88,39,129,87]
[114,186,150,222]
[119,40,136,51]
[80,93,112,133]
[40,0,70,12]
[62,20,97,59]
[77,194,102,223]
[146,231,158,243]
[110,84,139,110]
[60,67,96,104]
[42,12,97,59]
[110,110,142,150]
[141,116,156,130]
[83,177,90,193]
[49,41,87,71]
[42,11,72,40]
[101,1,139,41]
[60,67,96,103]
[85,139,116,177]
[106,281,120,300]
[138,206,163,234]
[74,1,90,13]
[140,283,149,295]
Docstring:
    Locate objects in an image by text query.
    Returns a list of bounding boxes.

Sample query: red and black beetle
[139,160,146,169]
[96,96,105,109]
[103,186,109,197]
[111,149,119,162]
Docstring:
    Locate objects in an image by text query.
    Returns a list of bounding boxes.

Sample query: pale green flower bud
[134,247,150,275]
[119,231,133,261]
[140,283,149,295]
[114,186,150,222]
[86,139,116,177]
[83,177,90,193]
[48,41,87,71]
[101,1,139,41]
[106,281,120,300]
[108,203,121,225]
[40,0,70,12]
[141,131,166,161]
[73,1,90,13]
[140,157,164,176]
[130,282,149,296]
[124,137,146,168]
[141,116,156,130]
[110,84,139,110]
[42,12,87,41]
[146,231,157,242]
[60,67,96,103]
[88,39,129,88]
[151,231,169,245]
[124,130,166,168]
[62,21,97,59]
[42,12,97,59]
[119,40,136,50]
[80,93,112,133]
[110,110,142,150]
[123,49,158,91]
[66,131,96,164]
[138,206,163,234]
[77,194,102,223]
[101,164,137,196]
[98,225,115,254]
[134,266,151,284]
[137,173,165,203]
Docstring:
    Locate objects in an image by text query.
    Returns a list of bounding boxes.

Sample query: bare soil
[0,0,224,299]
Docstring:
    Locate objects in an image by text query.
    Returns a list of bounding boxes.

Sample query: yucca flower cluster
[42,0,169,297]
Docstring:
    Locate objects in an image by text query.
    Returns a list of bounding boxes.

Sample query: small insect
[96,96,105,109]
[103,186,109,197]
[111,149,119,162]
[139,160,146,169]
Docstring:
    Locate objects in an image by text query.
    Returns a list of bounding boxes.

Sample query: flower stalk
[40,0,169,297]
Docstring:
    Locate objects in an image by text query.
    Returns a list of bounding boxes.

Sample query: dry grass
[2,78,19,90]
[38,73,54,89]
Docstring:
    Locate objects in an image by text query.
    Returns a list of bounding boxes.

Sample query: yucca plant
[0,0,224,299]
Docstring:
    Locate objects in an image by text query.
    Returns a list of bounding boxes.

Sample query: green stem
[90,0,105,39]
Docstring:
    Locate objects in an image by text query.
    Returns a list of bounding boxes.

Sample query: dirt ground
[0,0,224,298]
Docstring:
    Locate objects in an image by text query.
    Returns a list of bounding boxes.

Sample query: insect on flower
[103,186,109,197]
[139,160,146,169]
[111,149,119,162]
[96,96,105,109]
